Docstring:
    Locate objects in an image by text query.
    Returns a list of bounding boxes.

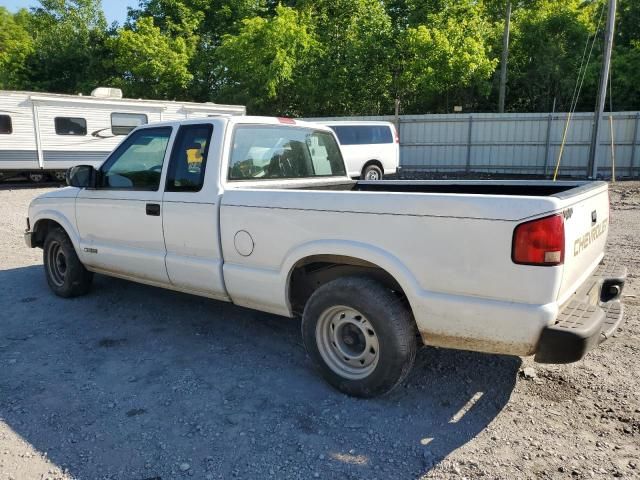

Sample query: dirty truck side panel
[219,188,567,356]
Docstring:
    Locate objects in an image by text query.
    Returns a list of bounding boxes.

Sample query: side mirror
[66,165,97,188]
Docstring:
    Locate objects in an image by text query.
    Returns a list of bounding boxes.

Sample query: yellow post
[553,112,574,181]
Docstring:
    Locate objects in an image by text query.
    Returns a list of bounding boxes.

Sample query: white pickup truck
[25,116,626,397]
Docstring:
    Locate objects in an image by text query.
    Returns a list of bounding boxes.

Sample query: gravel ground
[0,183,638,480]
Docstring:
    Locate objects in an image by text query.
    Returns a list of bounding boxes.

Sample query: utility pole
[498,0,511,113]
[587,0,617,179]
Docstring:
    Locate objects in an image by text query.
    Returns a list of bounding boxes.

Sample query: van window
[111,112,148,135]
[329,125,393,145]
[55,117,87,135]
[228,125,346,181]
[0,115,12,134]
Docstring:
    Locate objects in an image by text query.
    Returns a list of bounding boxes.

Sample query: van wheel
[53,171,66,182]
[302,276,417,397]
[43,227,93,298]
[28,172,47,183]
[362,164,383,181]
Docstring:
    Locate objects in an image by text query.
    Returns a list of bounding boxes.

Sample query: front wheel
[43,227,93,297]
[302,276,417,397]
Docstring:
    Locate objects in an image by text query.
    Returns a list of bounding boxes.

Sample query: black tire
[28,171,48,183]
[302,276,417,398]
[52,170,67,182]
[362,164,383,181]
[43,227,93,297]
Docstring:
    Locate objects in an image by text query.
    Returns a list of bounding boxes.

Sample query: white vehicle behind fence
[314,121,399,180]
[0,87,244,182]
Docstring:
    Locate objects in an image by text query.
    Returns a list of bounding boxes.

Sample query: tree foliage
[107,16,194,99]
[397,1,498,111]
[21,0,109,93]
[215,5,316,114]
[0,7,34,89]
[0,0,639,114]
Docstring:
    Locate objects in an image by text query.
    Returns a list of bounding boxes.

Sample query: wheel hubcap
[316,306,380,379]
[47,241,67,287]
[365,170,380,180]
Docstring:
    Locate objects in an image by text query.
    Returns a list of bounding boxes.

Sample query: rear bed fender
[281,239,422,316]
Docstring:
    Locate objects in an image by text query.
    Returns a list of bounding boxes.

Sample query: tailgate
[557,183,610,303]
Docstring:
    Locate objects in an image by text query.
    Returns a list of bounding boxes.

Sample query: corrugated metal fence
[305,112,640,179]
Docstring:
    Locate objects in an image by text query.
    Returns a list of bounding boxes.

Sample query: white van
[317,121,399,180]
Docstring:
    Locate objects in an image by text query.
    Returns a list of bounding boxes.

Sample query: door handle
[146,203,161,216]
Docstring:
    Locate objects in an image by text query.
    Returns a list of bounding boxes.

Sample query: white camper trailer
[0,88,245,182]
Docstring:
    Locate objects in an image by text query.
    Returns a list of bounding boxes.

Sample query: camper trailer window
[111,113,148,135]
[0,115,12,134]
[55,117,87,136]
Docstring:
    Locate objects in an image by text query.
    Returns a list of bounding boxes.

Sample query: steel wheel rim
[47,240,67,287]
[365,169,380,180]
[30,173,44,182]
[316,305,379,380]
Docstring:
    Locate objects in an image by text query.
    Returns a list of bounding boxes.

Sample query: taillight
[512,214,565,266]
[393,124,399,143]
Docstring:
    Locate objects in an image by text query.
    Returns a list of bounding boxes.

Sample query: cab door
[76,126,174,284]
[161,123,229,300]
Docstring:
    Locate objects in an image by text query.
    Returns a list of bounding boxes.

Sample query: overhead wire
[553,1,607,181]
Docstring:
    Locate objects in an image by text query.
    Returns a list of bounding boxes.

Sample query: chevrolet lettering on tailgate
[574,218,608,257]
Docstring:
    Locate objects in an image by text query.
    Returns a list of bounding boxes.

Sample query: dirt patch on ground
[0,183,638,479]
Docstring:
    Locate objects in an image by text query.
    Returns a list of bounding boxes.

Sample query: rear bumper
[535,260,626,363]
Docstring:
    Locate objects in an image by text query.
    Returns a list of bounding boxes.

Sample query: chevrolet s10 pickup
[25,116,626,397]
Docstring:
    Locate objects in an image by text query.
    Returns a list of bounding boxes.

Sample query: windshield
[228,125,346,181]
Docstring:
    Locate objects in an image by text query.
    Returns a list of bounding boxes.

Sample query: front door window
[100,127,172,190]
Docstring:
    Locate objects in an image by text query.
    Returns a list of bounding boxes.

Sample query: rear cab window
[329,125,393,145]
[228,125,346,181]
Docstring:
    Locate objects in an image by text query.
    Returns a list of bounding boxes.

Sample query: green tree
[23,0,110,93]
[396,2,498,112]
[0,7,34,89]
[108,16,194,99]
[298,0,394,115]
[501,0,596,112]
[608,0,640,111]
[128,0,269,100]
[214,5,316,114]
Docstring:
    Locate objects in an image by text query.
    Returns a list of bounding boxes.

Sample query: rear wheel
[362,164,383,181]
[43,227,93,297]
[302,276,417,397]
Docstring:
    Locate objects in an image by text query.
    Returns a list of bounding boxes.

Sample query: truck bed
[291,180,596,197]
